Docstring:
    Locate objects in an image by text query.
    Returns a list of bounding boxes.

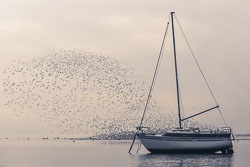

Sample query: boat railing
[170,128,195,133]
[136,126,156,135]
[221,127,232,133]
[136,126,150,130]
[204,127,232,134]
[168,127,232,134]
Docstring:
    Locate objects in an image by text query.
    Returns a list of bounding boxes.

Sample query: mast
[171,12,182,129]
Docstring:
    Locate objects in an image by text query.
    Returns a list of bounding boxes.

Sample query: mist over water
[2,50,211,138]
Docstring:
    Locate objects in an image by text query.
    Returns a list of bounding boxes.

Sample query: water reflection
[136,153,234,167]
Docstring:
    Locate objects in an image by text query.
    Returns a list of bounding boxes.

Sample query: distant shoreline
[0,134,250,141]
[235,134,250,137]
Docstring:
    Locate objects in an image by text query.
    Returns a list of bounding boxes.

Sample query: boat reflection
[136,153,234,167]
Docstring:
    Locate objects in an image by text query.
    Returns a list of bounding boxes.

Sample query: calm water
[0,139,249,167]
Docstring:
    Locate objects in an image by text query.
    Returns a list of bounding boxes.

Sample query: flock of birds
[2,49,212,139]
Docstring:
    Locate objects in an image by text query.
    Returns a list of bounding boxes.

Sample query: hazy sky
[0,0,250,136]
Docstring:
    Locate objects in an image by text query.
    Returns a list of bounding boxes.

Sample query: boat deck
[163,132,231,138]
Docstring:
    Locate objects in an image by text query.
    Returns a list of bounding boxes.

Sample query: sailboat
[129,12,234,154]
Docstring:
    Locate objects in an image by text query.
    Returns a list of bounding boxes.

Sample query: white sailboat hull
[127,12,235,155]
[138,134,233,153]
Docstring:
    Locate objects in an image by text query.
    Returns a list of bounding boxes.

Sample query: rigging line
[217,107,228,126]
[179,85,185,118]
[139,17,170,128]
[175,66,185,119]
[174,14,227,126]
[179,86,186,128]
[150,42,163,94]
[151,20,171,93]
[136,140,142,153]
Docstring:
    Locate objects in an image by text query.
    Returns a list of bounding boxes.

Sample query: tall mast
[171,12,182,129]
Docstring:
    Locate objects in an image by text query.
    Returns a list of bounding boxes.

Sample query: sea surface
[0,139,249,167]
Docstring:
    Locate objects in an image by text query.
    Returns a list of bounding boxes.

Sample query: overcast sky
[0,0,250,136]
